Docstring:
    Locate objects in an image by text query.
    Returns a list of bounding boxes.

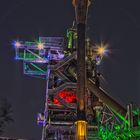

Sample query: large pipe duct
[88,79,127,118]
[67,67,127,120]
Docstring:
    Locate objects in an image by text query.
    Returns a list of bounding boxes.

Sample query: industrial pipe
[88,79,127,119]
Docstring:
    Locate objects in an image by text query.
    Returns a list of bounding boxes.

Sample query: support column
[72,0,90,140]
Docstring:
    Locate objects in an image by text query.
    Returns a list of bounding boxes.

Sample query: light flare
[14,41,21,47]
[37,42,44,49]
[97,47,106,56]
[96,42,109,56]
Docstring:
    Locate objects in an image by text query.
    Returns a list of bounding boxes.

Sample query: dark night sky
[0,0,140,140]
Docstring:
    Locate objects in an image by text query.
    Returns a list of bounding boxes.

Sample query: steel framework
[13,1,140,140]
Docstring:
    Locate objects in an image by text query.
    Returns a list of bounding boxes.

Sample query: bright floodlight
[37,42,44,49]
[96,42,108,56]
[97,47,106,56]
[14,41,21,47]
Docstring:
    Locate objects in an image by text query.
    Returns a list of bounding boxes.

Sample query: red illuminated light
[53,89,76,104]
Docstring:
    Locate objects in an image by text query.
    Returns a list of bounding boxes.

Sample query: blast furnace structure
[13,1,140,140]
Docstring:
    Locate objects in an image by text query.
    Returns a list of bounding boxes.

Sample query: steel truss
[14,29,140,140]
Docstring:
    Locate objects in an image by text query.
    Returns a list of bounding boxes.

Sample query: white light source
[37,42,44,49]
[96,42,109,56]
[14,41,21,47]
[97,47,106,56]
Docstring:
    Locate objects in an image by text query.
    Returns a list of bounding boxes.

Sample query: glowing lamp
[95,42,109,57]
[97,47,106,56]
[37,42,44,49]
[75,121,87,140]
[37,113,44,126]
[14,41,21,47]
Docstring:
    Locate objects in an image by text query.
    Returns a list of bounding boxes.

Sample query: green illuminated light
[30,63,46,74]
[115,125,121,130]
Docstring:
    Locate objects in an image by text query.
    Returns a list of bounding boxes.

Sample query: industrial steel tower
[13,1,140,140]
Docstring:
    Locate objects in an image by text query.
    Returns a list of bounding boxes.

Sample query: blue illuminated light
[13,40,22,48]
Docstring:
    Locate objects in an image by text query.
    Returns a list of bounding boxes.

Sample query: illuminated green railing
[24,62,48,76]
[17,53,38,60]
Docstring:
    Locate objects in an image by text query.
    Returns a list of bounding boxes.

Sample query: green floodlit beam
[67,31,72,49]
[18,53,37,60]
[25,41,34,44]
[107,106,129,126]
[17,51,41,60]
[88,79,129,125]
[116,126,140,138]
[112,109,129,125]
[26,49,42,59]
[68,38,72,49]
[38,37,42,43]
[24,41,35,46]
[30,63,46,74]
[67,30,77,49]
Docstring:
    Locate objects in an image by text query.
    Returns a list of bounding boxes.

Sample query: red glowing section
[53,89,76,104]
[53,98,60,104]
